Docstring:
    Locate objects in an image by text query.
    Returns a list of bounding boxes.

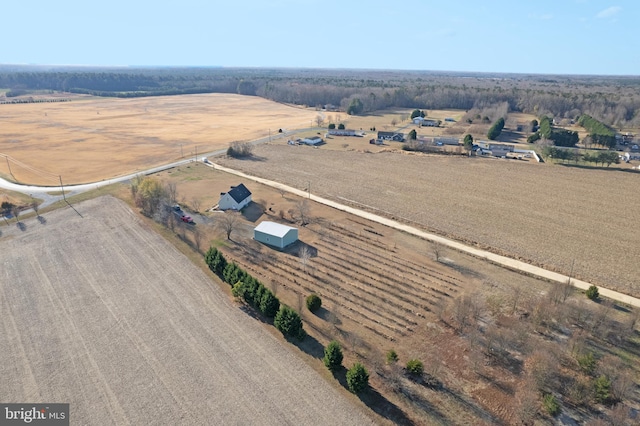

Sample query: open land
[0,196,374,425]
[0,94,319,185]
[153,164,640,425]
[215,144,640,297]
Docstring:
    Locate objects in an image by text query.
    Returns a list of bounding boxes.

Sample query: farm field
[0,93,318,185]
[154,163,639,425]
[0,196,374,426]
[216,144,640,297]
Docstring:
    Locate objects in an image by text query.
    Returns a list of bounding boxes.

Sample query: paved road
[206,162,640,309]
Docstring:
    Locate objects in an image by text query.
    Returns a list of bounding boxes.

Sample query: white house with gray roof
[219,183,252,211]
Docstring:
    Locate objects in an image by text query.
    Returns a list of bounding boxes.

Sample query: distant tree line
[2,67,640,127]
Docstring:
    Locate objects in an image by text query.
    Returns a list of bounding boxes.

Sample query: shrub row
[204,246,305,339]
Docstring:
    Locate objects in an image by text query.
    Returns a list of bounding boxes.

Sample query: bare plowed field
[0,94,318,185]
[217,145,640,296]
[0,196,373,425]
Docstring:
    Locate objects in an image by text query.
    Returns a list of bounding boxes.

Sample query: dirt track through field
[0,196,374,425]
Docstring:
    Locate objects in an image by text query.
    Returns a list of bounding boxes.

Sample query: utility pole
[59,175,67,202]
[195,146,198,163]
[307,181,311,199]
[179,143,184,158]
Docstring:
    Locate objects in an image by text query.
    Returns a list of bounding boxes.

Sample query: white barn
[219,183,252,211]
[254,221,298,249]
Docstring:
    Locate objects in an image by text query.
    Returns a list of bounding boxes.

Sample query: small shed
[254,221,298,249]
[219,183,252,211]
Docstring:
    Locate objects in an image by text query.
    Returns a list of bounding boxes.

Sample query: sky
[3,0,639,75]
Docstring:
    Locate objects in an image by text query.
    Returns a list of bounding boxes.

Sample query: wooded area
[1,66,639,128]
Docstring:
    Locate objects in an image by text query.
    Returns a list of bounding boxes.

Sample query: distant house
[377,131,404,142]
[254,221,299,249]
[301,136,323,146]
[413,117,439,127]
[219,183,252,211]
[328,129,358,137]
[434,137,460,146]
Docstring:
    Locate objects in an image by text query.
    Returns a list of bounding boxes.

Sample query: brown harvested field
[0,94,318,185]
[0,196,374,425]
[216,144,640,296]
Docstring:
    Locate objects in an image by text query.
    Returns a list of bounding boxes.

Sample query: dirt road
[0,196,374,425]
[209,162,640,309]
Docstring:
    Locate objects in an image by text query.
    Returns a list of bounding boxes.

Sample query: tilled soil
[0,196,374,426]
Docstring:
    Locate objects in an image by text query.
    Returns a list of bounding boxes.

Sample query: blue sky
[3,1,638,75]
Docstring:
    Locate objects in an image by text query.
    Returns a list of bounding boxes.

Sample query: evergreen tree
[346,363,369,394]
[323,340,343,372]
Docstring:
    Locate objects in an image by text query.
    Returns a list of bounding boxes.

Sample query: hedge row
[204,246,305,339]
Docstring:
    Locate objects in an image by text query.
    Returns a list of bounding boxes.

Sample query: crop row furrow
[313,237,442,307]
[232,245,403,338]
[316,235,450,302]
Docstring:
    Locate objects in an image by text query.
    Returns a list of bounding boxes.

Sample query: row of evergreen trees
[578,114,617,148]
[204,247,305,339]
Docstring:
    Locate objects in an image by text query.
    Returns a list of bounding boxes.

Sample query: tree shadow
[314,306,331,320]
[37,216,47,225]
[293,334,324,360]
[17,222,27,232]
[359,386,416,425]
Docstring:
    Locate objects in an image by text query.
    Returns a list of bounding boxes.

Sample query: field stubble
[217,144,640,296]
[0,196,374,425]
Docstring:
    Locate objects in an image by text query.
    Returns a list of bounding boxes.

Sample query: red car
[180,215,193,223]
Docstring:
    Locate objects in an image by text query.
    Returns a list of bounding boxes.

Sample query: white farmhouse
[219,183,252,211]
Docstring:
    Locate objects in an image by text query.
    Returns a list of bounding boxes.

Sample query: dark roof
[226,183,251,203]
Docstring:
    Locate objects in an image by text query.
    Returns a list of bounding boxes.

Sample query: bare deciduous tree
[432,242,445,262]
[278,188,286,198]
[315,115,324,127]
[328,304,341,332]
[294,200,310,226]
[516,385,539,425]
[166,182,178,205]
[299,245,311,273]
[219,211,239,240]
[191,197,201,213]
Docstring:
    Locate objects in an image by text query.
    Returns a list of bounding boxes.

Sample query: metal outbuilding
[254,221,298,249]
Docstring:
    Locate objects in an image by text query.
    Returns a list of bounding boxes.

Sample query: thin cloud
[596,6,621,18]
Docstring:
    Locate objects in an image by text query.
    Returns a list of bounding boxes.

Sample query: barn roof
[226,183,251,203]
[254,221,297,238]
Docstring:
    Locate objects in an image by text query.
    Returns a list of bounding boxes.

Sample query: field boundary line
[209,161,640,309]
